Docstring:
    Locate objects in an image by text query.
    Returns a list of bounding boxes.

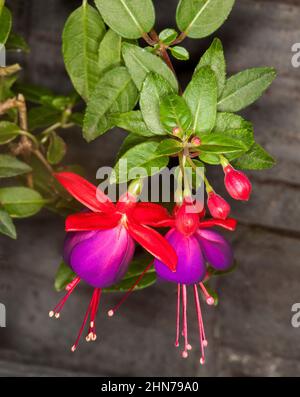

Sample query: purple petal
[63,225,135,288]
[196,229,233,270]
[154,229,206,285]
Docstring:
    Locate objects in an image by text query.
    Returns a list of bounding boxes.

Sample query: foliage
[0,0,276,293]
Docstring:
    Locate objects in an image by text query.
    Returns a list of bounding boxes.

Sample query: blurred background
[0,0,300,376]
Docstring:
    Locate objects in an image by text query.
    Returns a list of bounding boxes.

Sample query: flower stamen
[49,276,81,319]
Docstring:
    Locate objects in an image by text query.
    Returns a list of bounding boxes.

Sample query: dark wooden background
[0,0,299,376]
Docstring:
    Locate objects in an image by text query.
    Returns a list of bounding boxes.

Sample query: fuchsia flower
[153,200,237,364]
[207,191,231,220]
[223,164,252,201]
[49,172,177,351]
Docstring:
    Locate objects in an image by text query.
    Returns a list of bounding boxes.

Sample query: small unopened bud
[191,137,201,146]
[172,127,181,136]
[207,191,231,220]
[223,164,252,201]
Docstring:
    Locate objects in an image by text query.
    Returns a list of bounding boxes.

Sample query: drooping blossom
[49,172,177,351]
[153,200,237,364]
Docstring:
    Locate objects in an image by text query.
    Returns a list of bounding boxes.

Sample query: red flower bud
[223,165,252,201]
[207,191,231,220]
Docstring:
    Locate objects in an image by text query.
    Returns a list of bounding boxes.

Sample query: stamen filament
[175,284,181,347]
[193,284,206,365]
[108,261,154,317]
[49,277,81,318]
[199,282,215,306]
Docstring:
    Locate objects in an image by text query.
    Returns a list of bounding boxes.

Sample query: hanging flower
[49,172,177,351]
[223,164,252,201]
[153,200,237,364]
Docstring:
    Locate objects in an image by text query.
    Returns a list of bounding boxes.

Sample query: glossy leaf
[112,140,169,183]
[0,154,32,178]
[199,152,220,165]
[54,262,76,292]
[0,121,20,144]
[95,0,155,39]
[184,66,217,135]
[28,106,61,130]
[109,111,155,137]
[198,134,248,154]
[155,139,183,156]
[98,29,122,75]
[159,29,178,45]
[6,32,30,53]
[47,133,67,165]
[0,209,16,239]
[83,66,138,141]
[117,133,148,161]
[232,143,276,170]
[122,43,178,91]
[0,6,12,45]
[176,0,234,39]
[196,38,226,97]
[0,187,45,218]
[218,67,276,112]
[62,3,106,100]
[170,46,189,61]
[160,93,192,134]
[140,73,175,134]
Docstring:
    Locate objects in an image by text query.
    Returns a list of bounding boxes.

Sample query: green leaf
[213,112,251,132]
[176,0,235,39]
[232,143,275,170]
[13,82,54,105]
[83,66,138,141]
[28,106,61,130]
[198,133,248,154]
[0,187,45,218]
[156,139,183,156]
[196,38,226,97]
[6,32,30,53]
[104,256,156,292]
[117,133,148,161]
[0,1,4,15]
[54,261,76,292]
[199,152,220,165]
[122,42,178,91]
[159,93,192,134]
[213,112,254,160]
[218,67,276,112]
[0,121,20,144]
[62,3,106,101]
[47,133,67,165]
[112,140,169,183]
[170,46,189,61]
[140,73,175,135]
[0,74,17,102]
[94,0,155,39]
[159,29,178,45]
[0,154,32,178]
[184,66,217,135]
[0,209,16,239]
[109,111,155,137]
[0,6,12,45]
[98,29,122,75]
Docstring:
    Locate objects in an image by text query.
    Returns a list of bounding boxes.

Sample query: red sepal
[54,172,115,213]
[131,202,173,227]
[65,212,121,232]
[198,218,237,231]
[126,220,177,272]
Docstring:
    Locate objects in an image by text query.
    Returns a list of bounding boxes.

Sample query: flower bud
[223,165,252,201]
[207,191,231,220]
